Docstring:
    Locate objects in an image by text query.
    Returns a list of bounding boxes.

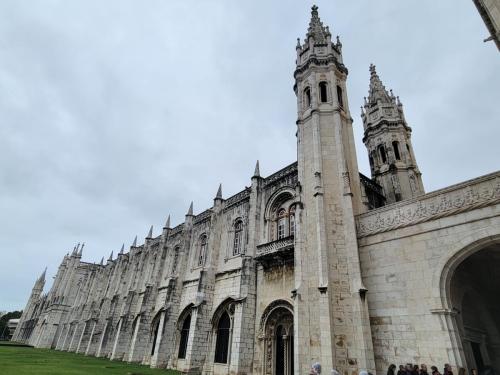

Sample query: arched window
[171,246,180,273]
[214,311,231,363]
[379,145,387,164]
[151,317,160,355]
[178,313,191,359]
[289,206,296,237]
[304,87,311,108]
[198,235,207,267]
[277,209,287,240]
[392,141,401,160]
[319,81,328,103]
[336,85,343,107]
[233,220,243,256]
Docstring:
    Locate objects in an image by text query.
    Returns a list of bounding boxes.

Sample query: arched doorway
[260,300,294,375]
[447,242,500,372]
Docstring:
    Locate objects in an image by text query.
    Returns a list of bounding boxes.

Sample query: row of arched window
[303,82,343,108]
[195,219,245,268]
[369,141,409,168]
[177,307,232,364]
[271,205,296,241]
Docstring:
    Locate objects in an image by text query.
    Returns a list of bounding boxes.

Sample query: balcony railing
[256,235,294,259]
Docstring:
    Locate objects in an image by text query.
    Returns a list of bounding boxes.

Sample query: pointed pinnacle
[254,160,260,177]
[78,242,84,256]
[215,184,222,199]
[165,214,171,229]
[147,225,153,238]
[108,251,113,261]
[132,235,137,247]
[100,257,104,265]
[40,267,47,281]
[187,201,193,216]
[119,243,124,254]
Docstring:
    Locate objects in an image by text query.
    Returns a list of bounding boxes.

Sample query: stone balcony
[255,235,294,268]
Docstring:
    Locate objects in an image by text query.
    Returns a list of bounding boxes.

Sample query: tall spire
[39,267,47,282]
[253,160,260,178]
[187,201,194,216]
[216,184,222,199]
[100,257,104,265]
[147,225,153,239]
[78,242,84,257]
[119,243,124,255]
[306,5,330,45]
[132,235,137,247]
[164,214,171,229]
[108,251,113,261]
[367,64,393,106]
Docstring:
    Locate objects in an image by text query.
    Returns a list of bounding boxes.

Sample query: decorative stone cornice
[356,171,500,237]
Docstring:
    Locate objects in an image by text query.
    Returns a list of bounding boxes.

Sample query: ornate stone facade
[13,6,500,375]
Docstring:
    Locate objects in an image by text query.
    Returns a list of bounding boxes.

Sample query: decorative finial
[215,184,222,199]
[165,214,171,229]
[296,38,301,49]
[147,225,153,239]
[132,235,137,247]
[119,243,124,254]
[187,201,194,216]
[253,160,260,177]
[369,63,376,75]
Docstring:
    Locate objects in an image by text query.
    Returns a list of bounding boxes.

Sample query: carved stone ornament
[356,173,500,237]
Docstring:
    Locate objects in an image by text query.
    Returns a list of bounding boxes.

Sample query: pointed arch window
[277,209,287,240]
[172,246,180,273]
[214,311,231,363]
[178,313,191,359]
[379,145,387,164]
[319,81,328,103]
[304,87,311,108]
[198,235,207,267]
[233,220,243,256]
[289,206,296,237]
[336,85,344,107]
[392,141,401,160]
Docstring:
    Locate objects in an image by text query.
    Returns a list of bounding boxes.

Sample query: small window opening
[233,220,243,256]
[336,85,343,107]
[178,314,191,359]
[289,206,296,237]
[214,312,231,363]
[304,87,311,108]
[392,141,401,160]
[198,235,207,267]
[379,145,387,164]
[319,82,328,103]
[277,209,287,240]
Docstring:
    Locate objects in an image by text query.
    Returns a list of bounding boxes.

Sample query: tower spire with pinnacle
[293,6,374,373]
[361,64,424,203]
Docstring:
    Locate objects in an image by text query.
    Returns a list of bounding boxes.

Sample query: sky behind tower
[1,1,499,311]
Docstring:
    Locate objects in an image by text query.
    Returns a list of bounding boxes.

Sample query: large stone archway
[444,239,500,372]
[259,300,294,375]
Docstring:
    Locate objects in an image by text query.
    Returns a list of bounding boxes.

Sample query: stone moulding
[356,171,500,237]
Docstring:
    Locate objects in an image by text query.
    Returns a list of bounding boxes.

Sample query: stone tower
[361,64,424,203]
[294,6,375,374]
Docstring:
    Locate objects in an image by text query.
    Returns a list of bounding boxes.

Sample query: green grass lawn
[0,344,179,375]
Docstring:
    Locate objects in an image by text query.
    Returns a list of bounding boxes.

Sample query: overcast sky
[1,1,498,311]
